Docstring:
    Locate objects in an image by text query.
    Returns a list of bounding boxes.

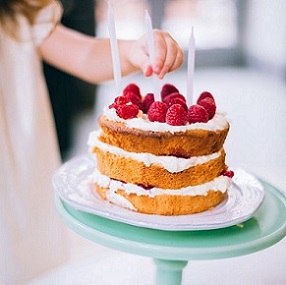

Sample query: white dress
[0,2,68,284]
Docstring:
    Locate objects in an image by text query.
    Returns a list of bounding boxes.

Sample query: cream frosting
[103,106,229,133]
[106,189,137,211]
[92,168,231,198]
[88,131,223,173]
[92,169,231,211]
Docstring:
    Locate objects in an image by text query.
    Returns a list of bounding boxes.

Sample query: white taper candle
[187,27,195,105]
[145,10,160,101]
[107,2,122,96]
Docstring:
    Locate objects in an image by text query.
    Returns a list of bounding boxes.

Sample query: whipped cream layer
[88,131,223,173]
[92,168,231,198]
[103,107,229,133]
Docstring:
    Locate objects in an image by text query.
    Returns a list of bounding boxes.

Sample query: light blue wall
[242,0,286,77]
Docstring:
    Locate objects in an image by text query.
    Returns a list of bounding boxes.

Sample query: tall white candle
[107,2,122,95]
[187,27,195,105]
[145,10,160,101]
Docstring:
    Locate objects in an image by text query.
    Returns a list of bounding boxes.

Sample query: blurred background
[36,1,286,284]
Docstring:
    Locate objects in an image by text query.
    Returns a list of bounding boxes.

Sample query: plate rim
[53,155,265,231]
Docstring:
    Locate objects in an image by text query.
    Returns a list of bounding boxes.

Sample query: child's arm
[40,25,183,84]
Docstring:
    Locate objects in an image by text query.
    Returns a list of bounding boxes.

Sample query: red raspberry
[116,103,139,119]
[163,92,186,104]
[142,93,155,113]
[115,95,131,105]
[109,103,116,109]
[147,101,168,122]
[222,170,234,178]
[109,96,132,109]
[175,99,188,111]
[188,105,209,124]
[123,83,141,98]
[123,91,143,109]
[161,84,179,101]
[197,91,215,104]
[166,104,188,126]
[197,97,216,119]
[164,96,188,111]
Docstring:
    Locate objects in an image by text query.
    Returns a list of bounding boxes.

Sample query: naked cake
[88,83,234,215]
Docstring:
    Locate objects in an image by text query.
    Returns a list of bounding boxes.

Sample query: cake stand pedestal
[55,180,286,285]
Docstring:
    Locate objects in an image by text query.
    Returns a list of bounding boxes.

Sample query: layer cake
[88,83,233,215]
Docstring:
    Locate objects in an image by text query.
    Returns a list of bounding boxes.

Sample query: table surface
[55,178,286,261]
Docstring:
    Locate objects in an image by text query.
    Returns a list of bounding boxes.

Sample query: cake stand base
[55,179,286,285]
[154,259,188,285]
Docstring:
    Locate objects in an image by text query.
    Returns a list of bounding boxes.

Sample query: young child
[0,1,183,284]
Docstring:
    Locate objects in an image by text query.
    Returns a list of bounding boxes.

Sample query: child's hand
[129,29,184,79]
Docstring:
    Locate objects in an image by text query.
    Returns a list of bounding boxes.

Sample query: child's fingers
[152,30,167,74]
[143,65,153,77]
[158,43,184,78]
[152,30,183,78]
[129,30,183,78]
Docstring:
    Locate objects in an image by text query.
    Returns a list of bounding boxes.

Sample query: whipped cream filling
[106,189,137,211]
[103,106,229,133]
[92,168,231,198]
[88,131,223,173]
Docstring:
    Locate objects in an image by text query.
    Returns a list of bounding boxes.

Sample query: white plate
[53,156,265,231]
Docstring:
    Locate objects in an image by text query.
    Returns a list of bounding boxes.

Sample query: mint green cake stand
[55,180,286,285]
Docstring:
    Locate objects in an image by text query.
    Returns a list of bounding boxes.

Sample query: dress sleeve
[32,0,63,46]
